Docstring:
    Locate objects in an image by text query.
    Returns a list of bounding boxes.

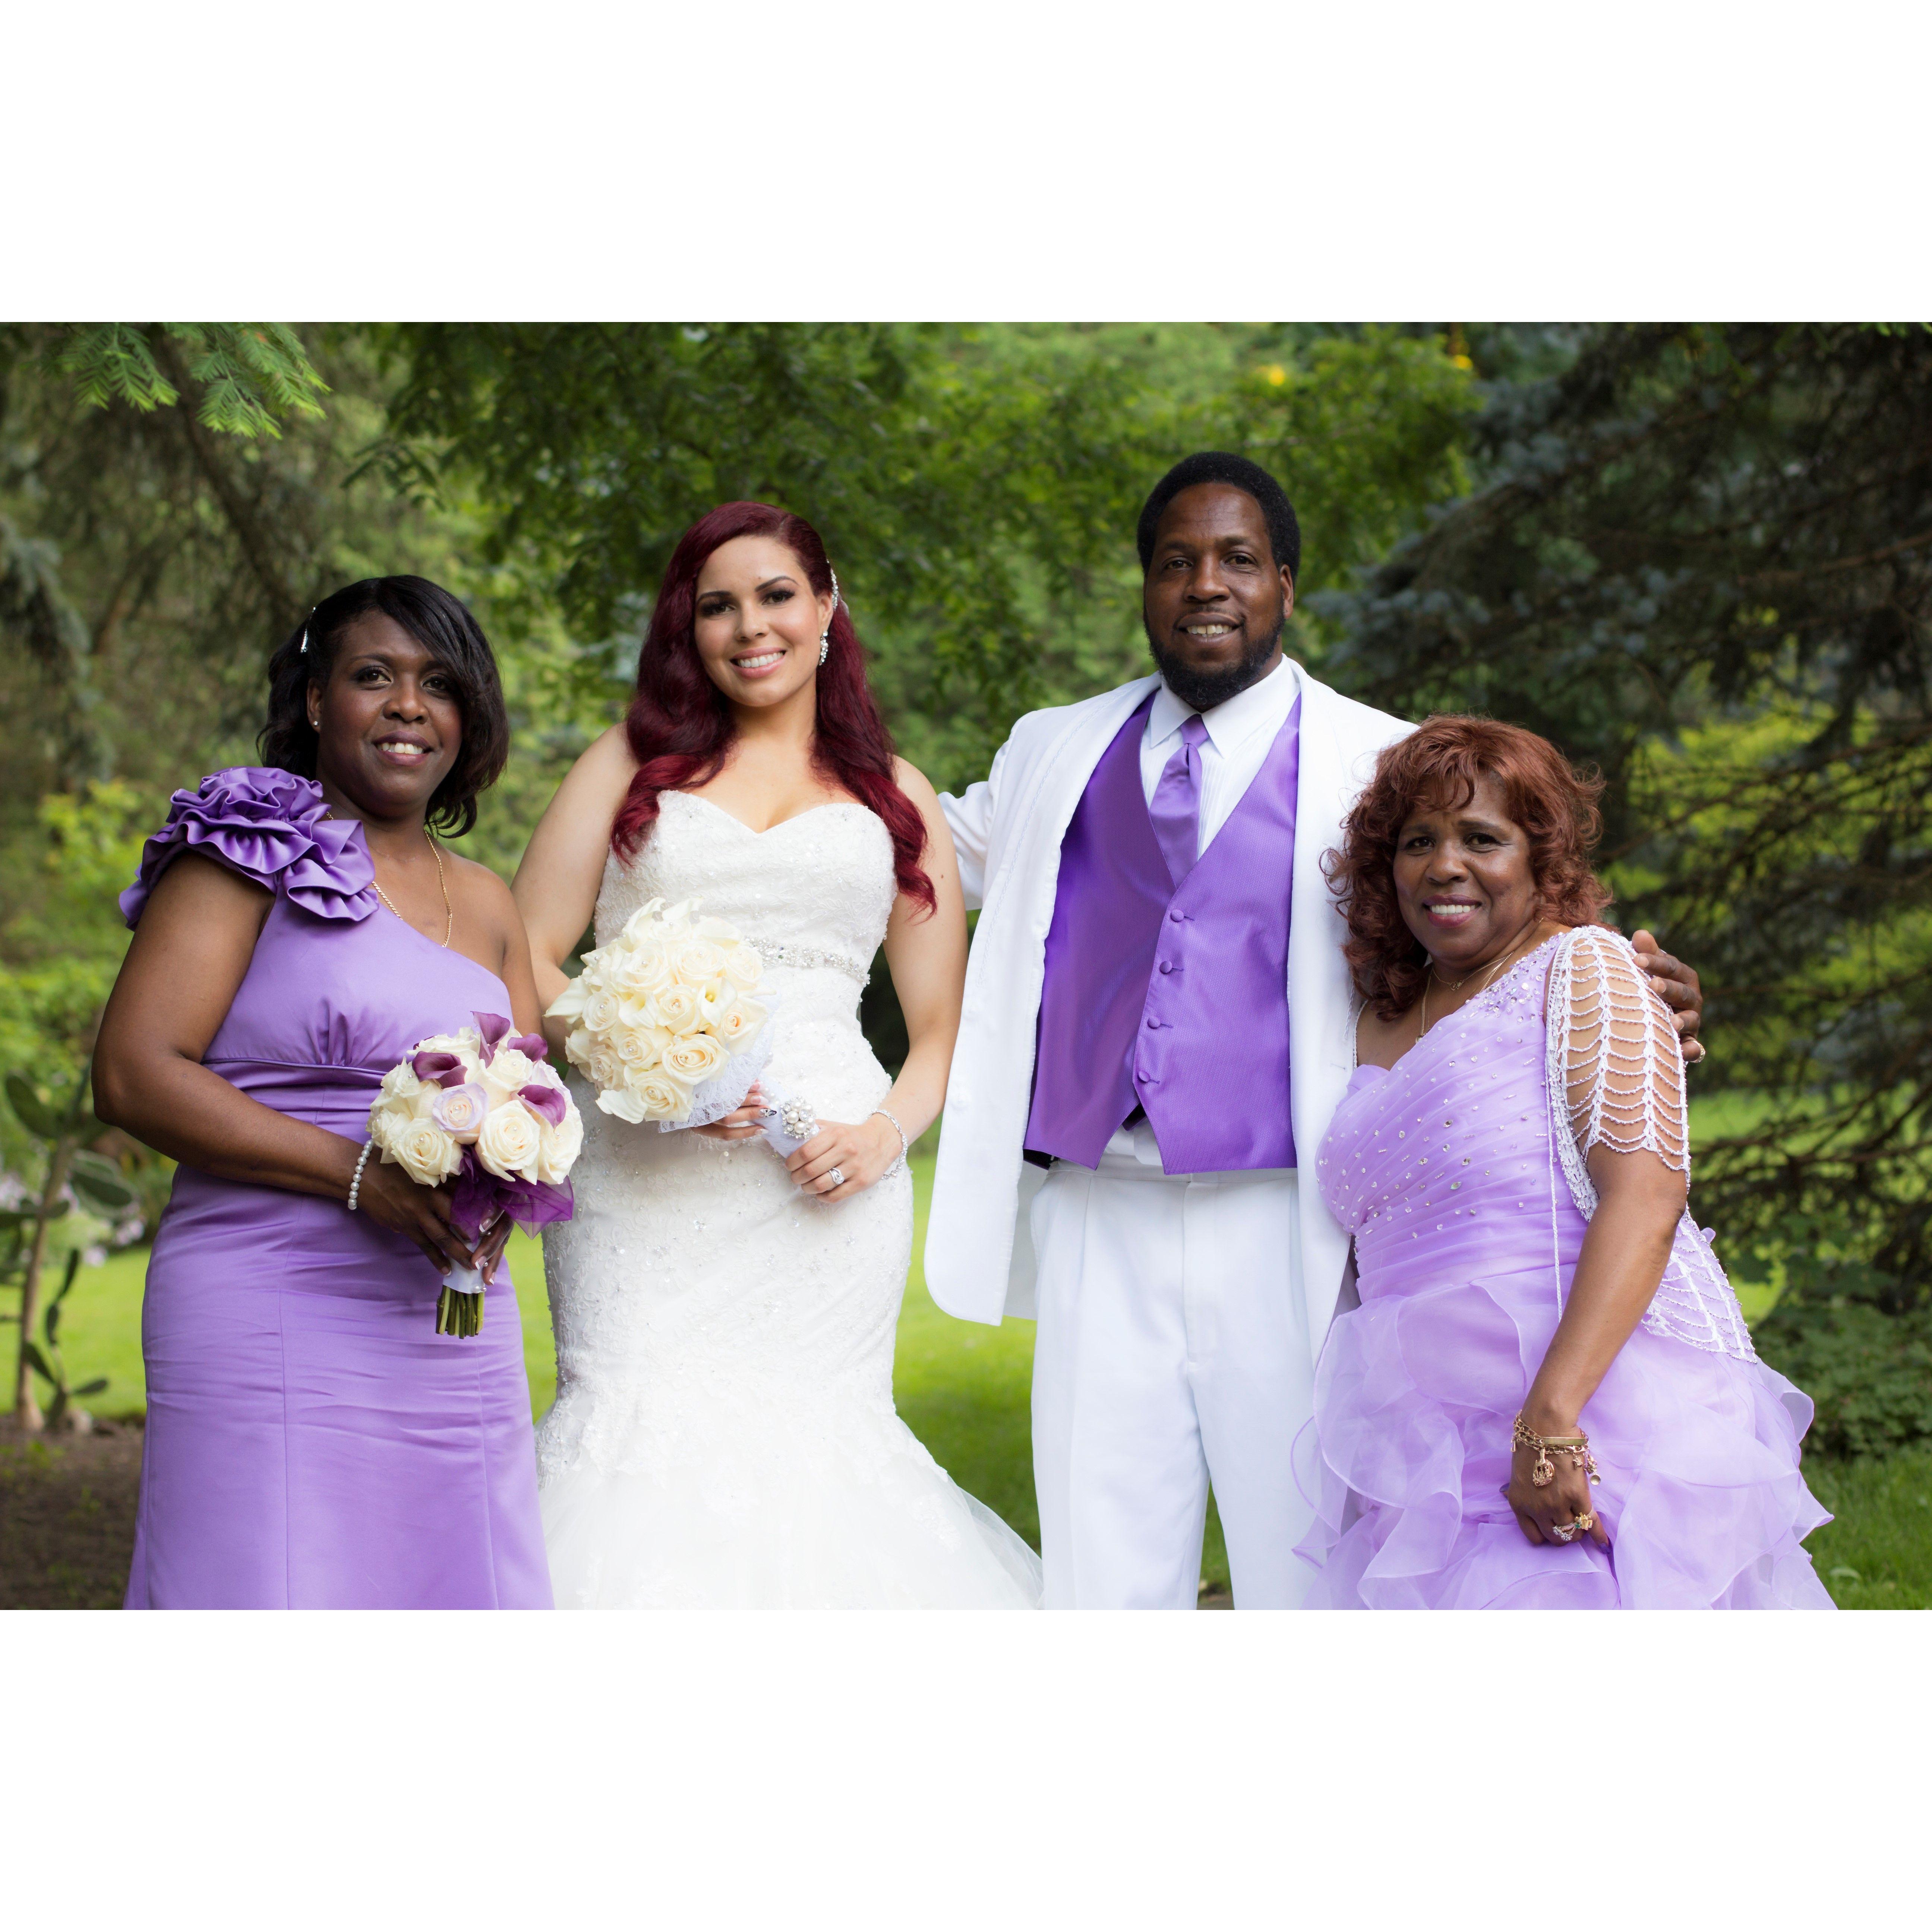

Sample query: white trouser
[1028,1121,1315,1610]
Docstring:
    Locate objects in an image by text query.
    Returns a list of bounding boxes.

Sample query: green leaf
[73,1377,108,1398]
[5,1071,61,1140]
[69,1152,135,1212]
[53,325,178,415]
[20,1340,53,1382]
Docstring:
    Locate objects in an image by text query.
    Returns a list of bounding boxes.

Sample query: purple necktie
[1148,713,1209,888]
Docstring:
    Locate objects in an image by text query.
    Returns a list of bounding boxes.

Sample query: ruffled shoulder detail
[119,766,378,928]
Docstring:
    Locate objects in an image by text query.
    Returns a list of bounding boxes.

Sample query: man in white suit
[926,452,1703,1609]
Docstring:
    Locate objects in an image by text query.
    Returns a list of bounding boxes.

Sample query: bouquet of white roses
[546,896,774,1127]
[367,1010,583,1337]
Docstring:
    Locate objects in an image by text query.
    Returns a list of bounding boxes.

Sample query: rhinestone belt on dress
[760,942,870,983]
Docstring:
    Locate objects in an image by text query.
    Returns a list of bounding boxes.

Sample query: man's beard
[1144,612,1284,713]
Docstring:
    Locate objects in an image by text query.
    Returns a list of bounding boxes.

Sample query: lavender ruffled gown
[119,769,550,1609]
[1298,930,1833,1609]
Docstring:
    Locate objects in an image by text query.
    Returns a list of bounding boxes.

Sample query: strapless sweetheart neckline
[669,790,875,840]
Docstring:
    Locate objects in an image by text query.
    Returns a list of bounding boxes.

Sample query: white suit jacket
[927,661,1412,1363]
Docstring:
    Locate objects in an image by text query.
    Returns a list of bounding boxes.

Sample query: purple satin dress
[120,769,551,1609]
[1298,936,1833,1609]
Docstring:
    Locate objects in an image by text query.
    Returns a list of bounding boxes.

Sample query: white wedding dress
[536,790,1042,1608]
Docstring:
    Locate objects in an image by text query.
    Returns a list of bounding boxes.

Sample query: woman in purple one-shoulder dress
[1298,716,1832,1609]
[95,577,552,1609]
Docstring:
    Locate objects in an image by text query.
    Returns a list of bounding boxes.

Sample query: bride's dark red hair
[610,501,934,915]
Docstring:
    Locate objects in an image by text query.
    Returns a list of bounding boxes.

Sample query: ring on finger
[824,1167,845,1191]
[1549,1522,1578,1543]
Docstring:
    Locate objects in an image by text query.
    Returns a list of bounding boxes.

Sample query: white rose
[674,937,729,987]
[534,1104,583,1184]
[694,915,738,941]
[385,1117,462,1188]
[379,1061,423,1104]
[714,998,767,1046]
[722,943,763,992]
[661,1033,727,1086]
[476,1098,543,1182]
[613,941,673,996]
[614,1026,657,1067]
[480,1048,540,1105]
[581,987,622,1034]
[587,1044,626,1091]
[563,1026,595,1074]
[627,1070,693,1121]
[654,984,702,1035]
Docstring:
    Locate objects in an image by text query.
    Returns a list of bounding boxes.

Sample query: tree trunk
[10,1138,75,1434]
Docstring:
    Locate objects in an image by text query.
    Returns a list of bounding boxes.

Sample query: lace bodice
[594,790,894,985]
[1318,930,1756,1363]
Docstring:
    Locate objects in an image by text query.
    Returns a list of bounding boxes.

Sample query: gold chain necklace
[1419,924,1541,1036]
[372,829,452,948]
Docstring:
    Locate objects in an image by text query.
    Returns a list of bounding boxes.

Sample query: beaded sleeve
[1544,926,1757,1360]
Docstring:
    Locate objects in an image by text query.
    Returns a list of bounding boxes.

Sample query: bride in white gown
[513,502,1040,1608]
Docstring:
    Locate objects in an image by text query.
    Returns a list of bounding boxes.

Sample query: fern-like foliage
[52,323,328,438]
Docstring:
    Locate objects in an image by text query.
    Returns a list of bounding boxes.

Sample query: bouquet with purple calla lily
[368,1011,583,1335]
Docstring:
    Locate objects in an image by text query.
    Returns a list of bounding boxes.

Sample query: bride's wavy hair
[610,501,935,914]
[1328,715,1613,1020]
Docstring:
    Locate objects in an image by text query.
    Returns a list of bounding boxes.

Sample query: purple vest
[1025,692,1301,1174]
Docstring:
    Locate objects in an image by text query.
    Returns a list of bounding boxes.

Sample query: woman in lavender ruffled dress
[94,577,552,1609]
[1298,716,1832,1609]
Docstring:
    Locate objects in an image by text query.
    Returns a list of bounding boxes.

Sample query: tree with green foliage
[375,322,1476,790]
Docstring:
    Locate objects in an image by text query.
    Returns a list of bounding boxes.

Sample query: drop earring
[818,564,841,667]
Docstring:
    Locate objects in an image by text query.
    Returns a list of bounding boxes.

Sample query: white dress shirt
[1139,655,1303,859]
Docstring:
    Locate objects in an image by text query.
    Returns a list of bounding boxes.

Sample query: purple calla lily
[472,1011,511,1066]
[519,1082,569,1126]
[411,1049,468,1088]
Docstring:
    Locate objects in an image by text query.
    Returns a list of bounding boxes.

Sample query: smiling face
[1142,482,1293,711]
[306,613,463,822]
[1392,773,1544,975]
[692,536,834,713]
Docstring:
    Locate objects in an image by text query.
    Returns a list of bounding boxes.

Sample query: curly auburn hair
[1328,715,1613,1020]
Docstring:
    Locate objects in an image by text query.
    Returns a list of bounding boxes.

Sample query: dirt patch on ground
[0,1423,141,1610]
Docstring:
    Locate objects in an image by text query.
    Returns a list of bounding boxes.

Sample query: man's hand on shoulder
[1630,928,1706,1066]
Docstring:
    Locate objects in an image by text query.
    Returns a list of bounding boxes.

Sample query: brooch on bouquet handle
[751,1091,820,1159]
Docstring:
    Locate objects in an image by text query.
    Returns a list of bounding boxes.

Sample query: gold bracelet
[1511,1412,1603,1489]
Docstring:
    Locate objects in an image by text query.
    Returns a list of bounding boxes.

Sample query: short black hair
[259,576,511,837]
[1136,452,1301,583]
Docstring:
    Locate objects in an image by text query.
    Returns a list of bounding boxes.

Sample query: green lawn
[4,1146,1914,1608]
